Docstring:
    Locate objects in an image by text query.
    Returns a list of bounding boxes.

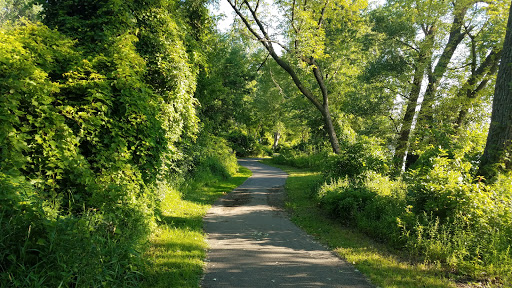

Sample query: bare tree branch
[257,53,270,71]
[226,0,268,49]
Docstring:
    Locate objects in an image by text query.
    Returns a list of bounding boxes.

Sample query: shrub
[190,133,238,182]
[317,172,406,244]
[324,135,390,179]
[400,155,512,282]
[272,148,330,170]
[0,20,198,286]
[0,172,146,287]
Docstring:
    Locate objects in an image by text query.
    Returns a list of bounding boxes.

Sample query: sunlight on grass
[142,166,251,287]
[261,160,457,288]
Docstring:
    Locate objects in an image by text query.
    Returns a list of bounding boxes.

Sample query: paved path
[202,159,374,288]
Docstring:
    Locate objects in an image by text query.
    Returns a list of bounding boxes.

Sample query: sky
[210,0,387,33]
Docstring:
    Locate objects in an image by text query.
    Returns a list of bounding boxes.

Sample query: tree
[479,2,512,178]
[226,0,368,154]
[371,0,507,174]
[196,34,258,134]
[370,0,439,173]
[0,0,42,24]
[415,0,507,130]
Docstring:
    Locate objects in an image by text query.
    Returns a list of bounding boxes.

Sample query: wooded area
[1,0,511,286]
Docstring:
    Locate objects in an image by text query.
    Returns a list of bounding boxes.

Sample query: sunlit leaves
[1,0,213,284]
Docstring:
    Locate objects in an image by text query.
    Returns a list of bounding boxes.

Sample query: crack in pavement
[202,158,374,288]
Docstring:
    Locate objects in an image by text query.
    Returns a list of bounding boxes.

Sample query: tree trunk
[455,48,501,129]
[272,131,280,150]
[415,9,467,129]
[323,106,341,154]
[226,0,342,154]
[479,3,512,178]
[393,64,425,174]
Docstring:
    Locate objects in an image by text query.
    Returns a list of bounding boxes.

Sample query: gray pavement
[202,158,374,288]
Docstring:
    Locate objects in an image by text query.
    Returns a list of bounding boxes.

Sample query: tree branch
[226,0,269,49]
[317,0,329,28]
[311,58,329,106]
[256,53,270,71]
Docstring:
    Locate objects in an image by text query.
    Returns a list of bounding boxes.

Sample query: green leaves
[1,0,213,285]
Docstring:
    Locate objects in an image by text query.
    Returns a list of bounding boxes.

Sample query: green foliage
[0,21,152,287]
[317,172,407,245]
[272,148,329,170]
[0,172,145,287]
[400,155,512,282]
[0,0,42,24]
[226,130,259,157]
[1,0,210,281]
[313,142,512,284]
[324,135,390,179]
[267,162,459,288]
[195,35,258,135]
[190,133,238,182]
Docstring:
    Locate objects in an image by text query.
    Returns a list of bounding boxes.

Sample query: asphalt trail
[202,158,374,288]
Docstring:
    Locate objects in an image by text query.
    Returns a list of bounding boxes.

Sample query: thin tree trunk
[416,8,467,127]
[272,131,280,150]
[479,3,512,178]
[323,105,341,154]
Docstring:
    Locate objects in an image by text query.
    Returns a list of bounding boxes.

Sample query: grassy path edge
[141,165,252,287]
[261,160,461,288]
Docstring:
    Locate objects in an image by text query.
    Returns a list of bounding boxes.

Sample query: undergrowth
[261,160,457,288]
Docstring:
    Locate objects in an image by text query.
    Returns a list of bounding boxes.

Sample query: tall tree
[370,0,439,173]
[479,2,512,178]
[372,0,507,174]
[225,0,368,154]
[0,0,42,23]
[195,34,258,134]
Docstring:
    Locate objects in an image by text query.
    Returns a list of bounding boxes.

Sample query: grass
[260,159,459,288]
[141,166,252,287]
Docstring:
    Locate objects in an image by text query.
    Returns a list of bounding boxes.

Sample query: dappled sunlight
[142,166,252,287]
[203,159,372,287]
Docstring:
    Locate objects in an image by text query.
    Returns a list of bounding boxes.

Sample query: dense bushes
[272,135,388,174]
[317,172,406,245]
[324,135,390,178]
[0,8,205,285]
[273,144,512,284]
[190,134,238,182]
[226,130,271,157]
[272,147,329,170]
[0,173,146,286]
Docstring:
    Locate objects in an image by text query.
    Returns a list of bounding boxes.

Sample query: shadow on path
[202,159,374,287]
